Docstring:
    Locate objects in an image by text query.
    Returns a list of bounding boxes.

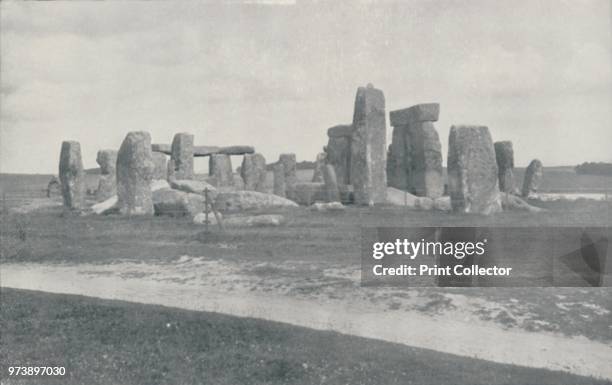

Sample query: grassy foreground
[1,288,609,385]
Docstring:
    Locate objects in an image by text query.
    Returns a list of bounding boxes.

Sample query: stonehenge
[447,125,502,215]
[494,141,516,193]
[95,149,118,201]
[152,152,168,180]
[59,141,85,211]
[322,164,340,203]
[209,154,234,187]
[170,133,194,180]
[311,152,326,183]
[388,103,443,198]
[278,153,297,200]
[116,131,155,215]
[522,159,543,198]
[272,163,286,197]
[325,125,352,185]
[241,153,267,192]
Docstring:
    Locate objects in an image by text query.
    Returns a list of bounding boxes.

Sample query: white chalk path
[2,262,612,381]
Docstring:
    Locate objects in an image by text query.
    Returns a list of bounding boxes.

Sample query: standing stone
[325,125,352,185]
[171,133,194,180]
[152,152,168,180]
[58,141,85,211]
[322,164,340,202]
[209,154,234,187]
[447,125,502,215]
[311,152,326,182]
[272,163,286,197]
[279,153,297,200]
[241,153,267,192]
[522,159,543,198]
[388,103,443,198]
[116,131,155,215]
[95,149,117,202]
[350,84,387,205]
[494,141,516,194]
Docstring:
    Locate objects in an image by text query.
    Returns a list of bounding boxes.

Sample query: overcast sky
[1,0,610,174]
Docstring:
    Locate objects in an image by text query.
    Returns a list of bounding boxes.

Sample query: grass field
[2,288,609,385]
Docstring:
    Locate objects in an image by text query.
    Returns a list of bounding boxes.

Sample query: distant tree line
[575,162,612,176]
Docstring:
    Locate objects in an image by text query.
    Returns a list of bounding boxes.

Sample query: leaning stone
[152,152,168,180]
[293,182,327,206]
[385,187,419,207]
[116,131,155,215]
[502,194,545,212]
[224,214,285,227]
[522,159,543,198]
[350,84,387,205]
[322,164,340,202]
[310,202,346,212]
[311,152,326,182]
[241,153,267,192]
[59,141,85,211]
[279,153,297,199]
[209,154,234,187]
[494,141,516,193]
[153,188,206,217]
[215,190,298,212]
[273,163,286,197]
[447,125,502,215]
[389,103,440,126]
[171,133,194,180]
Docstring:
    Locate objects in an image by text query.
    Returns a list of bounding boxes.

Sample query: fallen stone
[241,153,267,192]
[59,141,85,211]
[385,187,419,207]
[117,131,155,215]
[522,159,543,198]
[170,179,217,197]
[390,103,440,126]
[91,195,118,215]
[495,141,516,193]
[223,214,285,227]
[447,125,502,215]
[209,154,234,187]
[350,84,387,205]
[215,190,298,212]
[193,212,223,225]
[153,188,206,217]
[293,182,327,206]
[433,196,452,211]
[310,202,345,212]
[501,194,545,212]
[171,133,194,179]
[416,196,434,210]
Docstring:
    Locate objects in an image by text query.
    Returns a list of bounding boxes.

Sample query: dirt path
[2,259,611,381]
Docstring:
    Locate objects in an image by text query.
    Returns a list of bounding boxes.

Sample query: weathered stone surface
[193,211,223,225]
[223,214,285,227]
[152,152,168,180]
[241,153,267,192]
[209,154,234,187]
[153,188,205,217]
[322,164,340,202]
[293,182,327,206]
[350,84,387,205]
[522,159,543,198]
[494,141,516,193]
[116,132,155,215]
[502,194,545,212]
[171,133,194,179]
[385,187,419,207]
[310,202,345,212]
[433,196,452,211]
[215,190,298,212]
[327,124,353,138]
[325,133,351,185]
[96,150,117,175]
[311,152,326,182]
[447,125,502,215]
[406,122,444,198]
[279,153,297,199]
[170,179,217,199]
[59,141,85,210]
[91,195,118,215]
[151,143,171,154]
[46,176,61,198]
[415,196,434,210]
[389,103,440,126]
[194,145,255,157]
[272,163,286,197]
[387,126,409,190]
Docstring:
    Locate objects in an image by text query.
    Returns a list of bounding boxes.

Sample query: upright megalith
[350,84,387,205]
[241,153,267,192]
[95,149,117,201]
[325,125,352,185]
[522,159,543,198]
[279,153,297,200]
[272,163,286,197]
[209,154,234,187]
[171,133,194,180]
[494,141,516,193]
[447,125,502,215]
[388,103,443,198]
[116,131,155,215]
[323,164,340,202]
[152,152,168,180]
[311,152,326,182]
[59,141,85,211]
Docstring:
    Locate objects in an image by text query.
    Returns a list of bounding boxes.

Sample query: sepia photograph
[1,1,611,384]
